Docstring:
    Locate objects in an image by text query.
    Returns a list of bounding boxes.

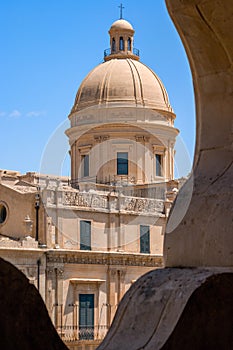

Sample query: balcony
[57,325,108,343]
[104,47,140,58]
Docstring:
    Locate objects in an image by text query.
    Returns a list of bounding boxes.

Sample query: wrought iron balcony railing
[104,47,140,57]
[71,174,136,187]
[56,325,108,342]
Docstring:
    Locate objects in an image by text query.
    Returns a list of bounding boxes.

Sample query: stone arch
[164,0,233,267]
[97,0,233,349]
[0,258,68,350]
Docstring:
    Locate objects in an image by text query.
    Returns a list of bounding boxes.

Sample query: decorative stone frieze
[63,191,108,209]
[59,190,164,216]
[94,135,110,143]
[121,197,164,215]
[135,135,150,143]
[47,251,163,268]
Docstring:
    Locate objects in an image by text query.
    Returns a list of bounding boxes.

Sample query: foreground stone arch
[164,0,233,267]
[0,258,68,350]
[97,0,233,349]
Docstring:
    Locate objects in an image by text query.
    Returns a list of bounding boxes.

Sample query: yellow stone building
[0,17,179,350]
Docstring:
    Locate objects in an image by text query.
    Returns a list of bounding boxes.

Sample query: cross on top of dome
[118,3,125,19]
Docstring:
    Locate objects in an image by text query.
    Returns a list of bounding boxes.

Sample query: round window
[0,204,7,224]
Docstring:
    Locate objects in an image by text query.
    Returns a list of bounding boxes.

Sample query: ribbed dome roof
[70,58,173,114]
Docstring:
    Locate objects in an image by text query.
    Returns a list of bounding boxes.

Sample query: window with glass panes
[155,154,162,176]
[140,225,150,254]
[82,154,89,177]
[117,152,128,175]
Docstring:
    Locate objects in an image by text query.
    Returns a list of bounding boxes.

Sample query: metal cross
[118,3,124,19]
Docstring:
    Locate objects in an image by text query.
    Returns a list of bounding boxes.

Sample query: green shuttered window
[80,220,91,250]
[79,294,94,340]
[140,225,150,254]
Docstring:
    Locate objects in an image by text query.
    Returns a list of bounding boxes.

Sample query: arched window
[112,38,116,52]
[128,38,131,51]
[119,37,124,51]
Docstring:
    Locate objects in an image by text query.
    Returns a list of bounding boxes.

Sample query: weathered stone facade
[0,14,180,350]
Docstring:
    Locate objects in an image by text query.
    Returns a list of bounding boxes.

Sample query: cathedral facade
[0,17,179,350]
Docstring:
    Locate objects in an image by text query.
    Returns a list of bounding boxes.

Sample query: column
[55,266,64,330]
[118,269,126,303]
[135,136,143,184]
[45,268,56,324]
[144,136,150,183]
[107,268,117,326]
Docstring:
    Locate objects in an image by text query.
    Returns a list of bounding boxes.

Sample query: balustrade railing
[104,47,140,57]
[56,325,108,342]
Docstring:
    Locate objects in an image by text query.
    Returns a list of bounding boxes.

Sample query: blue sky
[0,0,195,178]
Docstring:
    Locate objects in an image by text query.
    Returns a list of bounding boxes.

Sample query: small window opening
[112,38,116,52]
[117,152,128,175]
[127,38,131,51]
[155,154,163,177]
[82,154,89,177]
[0,204,7,224]
[80,220,91,250]
[140,225,150,254]
[119,37,124,51]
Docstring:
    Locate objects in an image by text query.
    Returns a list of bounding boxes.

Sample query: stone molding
[153,144,166,154]
[47,251,163,268]
[78,144,92,155]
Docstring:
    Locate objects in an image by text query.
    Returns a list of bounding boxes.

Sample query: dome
[109,19,134,32]
[70,58,173,115]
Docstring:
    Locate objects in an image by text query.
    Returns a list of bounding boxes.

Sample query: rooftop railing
[104,47,140,57]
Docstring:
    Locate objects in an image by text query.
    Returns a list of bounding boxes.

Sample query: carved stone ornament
[122,197,164,214]
[94,135,110,143]
[63,191,108,210]
[135,135,150,143]
[47,252,163,268]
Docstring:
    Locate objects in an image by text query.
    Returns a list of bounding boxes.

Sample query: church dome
[69,17,174,116]
[109,19,134,31]
[70,58,173,114]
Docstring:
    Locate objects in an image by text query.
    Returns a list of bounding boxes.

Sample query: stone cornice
[46,250,163,268]
[0,247,45,255]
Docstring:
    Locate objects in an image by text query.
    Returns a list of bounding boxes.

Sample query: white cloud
[9,109,22,118]
[4,109,46,118]
[26,110,46,118]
